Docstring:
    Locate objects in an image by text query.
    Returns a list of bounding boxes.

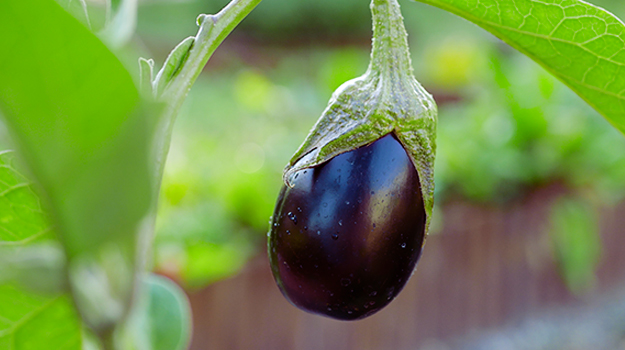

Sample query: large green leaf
[0,0,153,257]
[0,0,159,334]
[412,0,625,133]
[0,152,82,350]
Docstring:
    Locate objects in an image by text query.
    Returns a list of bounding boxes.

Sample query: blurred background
[132,0,625,348]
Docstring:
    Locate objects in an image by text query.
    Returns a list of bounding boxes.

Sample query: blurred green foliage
[136,0,625,44]
[140,0,625,290]
[435,48,625,204]
[549,197,602,296]
[137,0,369,43]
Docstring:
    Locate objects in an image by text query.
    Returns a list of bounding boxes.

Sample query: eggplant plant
[0,0,624,348]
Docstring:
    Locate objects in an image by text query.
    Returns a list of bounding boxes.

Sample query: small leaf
[146,275,191,350]
[413,0,625,133]
[124,274,191,350]
[154,37,196,97]
[139,58,155,96]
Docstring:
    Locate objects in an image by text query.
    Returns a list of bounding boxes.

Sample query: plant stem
[136,0,263,283]
[133,1,262,298]
[129,3,262,340]
[163,0,262,117]
[152,0,262,196]
[99,327,116,350]
[368,0,414,78]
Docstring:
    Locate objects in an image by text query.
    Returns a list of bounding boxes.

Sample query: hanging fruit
[268,0,437,320]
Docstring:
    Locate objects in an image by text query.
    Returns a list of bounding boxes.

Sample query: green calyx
[283,0,438,232]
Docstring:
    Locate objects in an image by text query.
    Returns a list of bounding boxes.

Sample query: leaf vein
[0,296,60,338]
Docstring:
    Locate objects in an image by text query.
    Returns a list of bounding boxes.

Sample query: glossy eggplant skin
[268,133,426,320]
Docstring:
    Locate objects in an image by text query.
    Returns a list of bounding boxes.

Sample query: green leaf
[154,36,195,97]
[0,154,81,350]
[139,58,155,97]
[0,151,52,246]
[412,0,625,133]
[145,275,191,350]
[0,0,159,333]
[123,275,191,350]
[0,284,82,350]
[0,0,153,260]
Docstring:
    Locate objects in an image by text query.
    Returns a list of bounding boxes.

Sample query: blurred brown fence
[187,184,625,350]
